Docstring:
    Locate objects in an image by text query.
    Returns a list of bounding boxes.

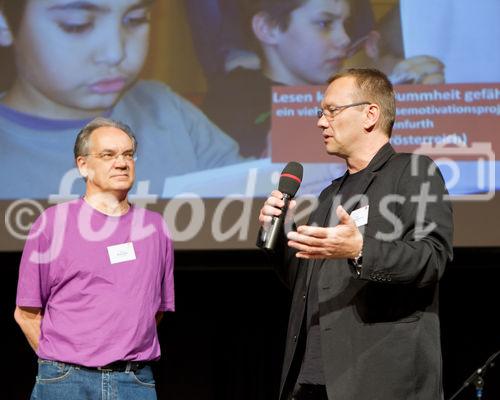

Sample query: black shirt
[297,168,369,384]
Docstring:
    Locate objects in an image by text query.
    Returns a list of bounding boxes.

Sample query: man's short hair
[329,68,396,136]
[74,117,138,159]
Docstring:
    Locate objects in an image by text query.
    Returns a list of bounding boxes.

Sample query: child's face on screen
[272,0,351,85]
[3,0,152,118]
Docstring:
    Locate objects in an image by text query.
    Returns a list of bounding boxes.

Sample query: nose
[113,154,129,168]
[317,112,329,130]
[94,22,126,66]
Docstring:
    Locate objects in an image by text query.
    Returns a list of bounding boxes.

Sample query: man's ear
[252,12,281,45]
[0,10,14,47]
[76,156,89,179]
[363,103,380,131]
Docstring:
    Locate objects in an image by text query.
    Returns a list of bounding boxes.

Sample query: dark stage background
[2,248,500,400]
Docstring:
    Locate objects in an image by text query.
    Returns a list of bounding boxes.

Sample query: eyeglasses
[317,101,370,120]
[85,152,137,162]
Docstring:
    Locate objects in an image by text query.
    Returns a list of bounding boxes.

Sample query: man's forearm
[14,306,42,352]
[155,311,163,326]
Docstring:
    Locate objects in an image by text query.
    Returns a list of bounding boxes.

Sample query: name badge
[350,205,369,227]
[107,242,136,264]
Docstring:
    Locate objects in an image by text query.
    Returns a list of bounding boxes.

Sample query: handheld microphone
[261,161,303,251]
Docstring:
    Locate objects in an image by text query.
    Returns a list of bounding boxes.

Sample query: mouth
[322,132,334,144]
[89,77,127,94]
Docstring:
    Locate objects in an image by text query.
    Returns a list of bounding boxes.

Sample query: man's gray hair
[74,117,138,159]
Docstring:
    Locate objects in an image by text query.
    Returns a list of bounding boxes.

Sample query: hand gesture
[287,205,363,260]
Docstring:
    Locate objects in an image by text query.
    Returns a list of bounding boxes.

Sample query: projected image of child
[198,0,445,158]
[0,0,244,199]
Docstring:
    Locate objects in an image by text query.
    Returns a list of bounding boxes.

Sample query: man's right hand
[258,190,297,231]
[14,306,42,352]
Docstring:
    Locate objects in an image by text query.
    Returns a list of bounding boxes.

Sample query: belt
[85,361,148,372]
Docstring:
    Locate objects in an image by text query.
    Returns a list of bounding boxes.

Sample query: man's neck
[346,138,389,174]
[83,191,130,216]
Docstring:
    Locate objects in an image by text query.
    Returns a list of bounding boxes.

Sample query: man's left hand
[287,205,363,260]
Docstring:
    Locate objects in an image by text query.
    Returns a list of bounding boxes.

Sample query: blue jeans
[31,359,157,400]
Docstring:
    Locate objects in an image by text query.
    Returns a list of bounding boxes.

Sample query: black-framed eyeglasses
[317,101,370,120]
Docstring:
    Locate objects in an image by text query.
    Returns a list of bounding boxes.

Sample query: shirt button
[302,293,306,300]
[293,335,297,342]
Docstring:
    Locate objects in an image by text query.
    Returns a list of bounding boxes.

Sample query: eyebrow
[317,11,341,19]
[129,0,156,11]
[320,102,342,111]
[47,1,109,12]
[47,0,155,13]
[98,147,135,153]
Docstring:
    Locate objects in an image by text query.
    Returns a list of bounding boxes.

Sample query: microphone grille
[278,161,303,196]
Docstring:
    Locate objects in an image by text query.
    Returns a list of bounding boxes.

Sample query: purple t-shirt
[16,198,174,367]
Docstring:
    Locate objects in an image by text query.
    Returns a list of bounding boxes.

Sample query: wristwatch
[349,249,363,278]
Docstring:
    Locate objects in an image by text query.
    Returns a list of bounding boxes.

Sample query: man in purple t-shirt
[14,117,174,400]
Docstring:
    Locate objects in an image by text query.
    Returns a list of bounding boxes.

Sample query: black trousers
[289,384,328,400]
